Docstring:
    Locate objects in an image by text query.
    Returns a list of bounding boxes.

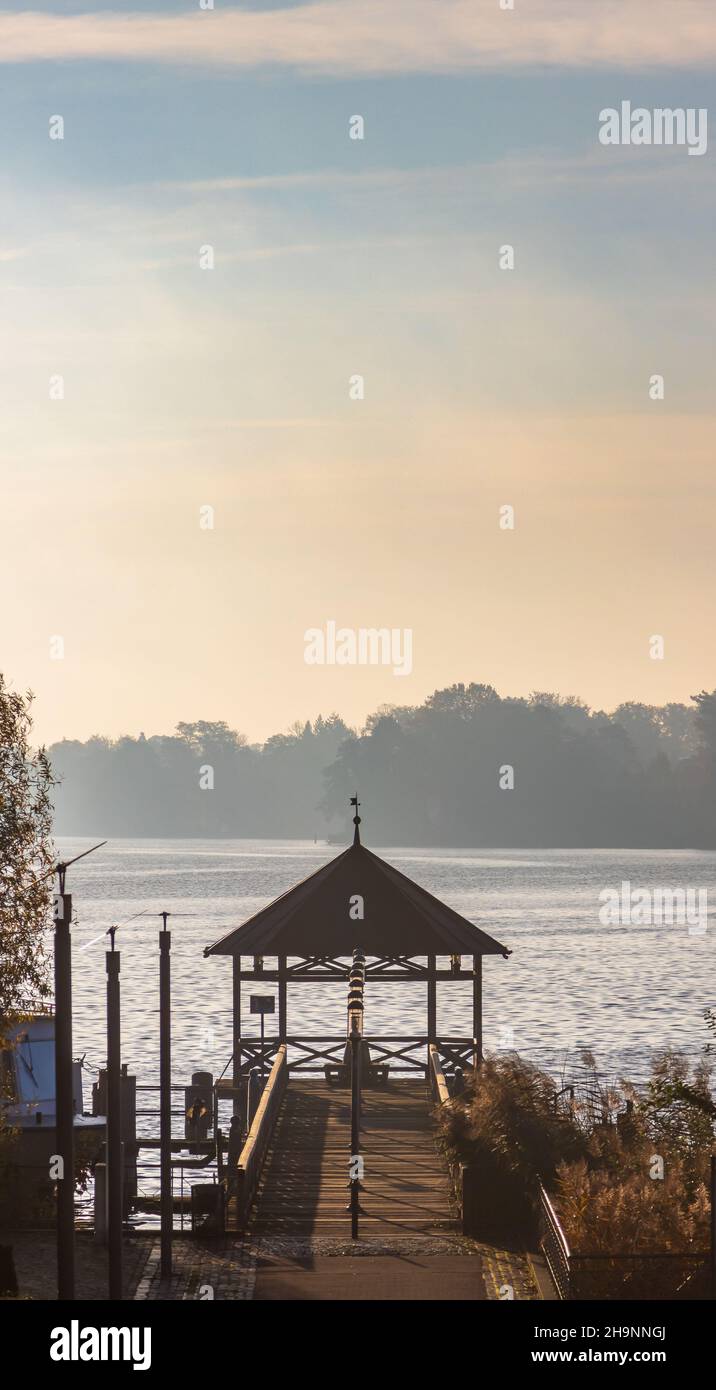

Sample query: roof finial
[350,793,361,845]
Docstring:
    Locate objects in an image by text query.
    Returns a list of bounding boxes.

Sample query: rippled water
[54,838,715,1097]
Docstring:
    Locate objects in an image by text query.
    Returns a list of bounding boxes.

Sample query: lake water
[57,838,715,1097]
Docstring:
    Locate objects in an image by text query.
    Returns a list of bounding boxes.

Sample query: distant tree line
[48,687,716,847]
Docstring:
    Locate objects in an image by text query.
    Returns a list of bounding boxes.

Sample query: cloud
[1,2,714,73]
[161,149,714,200]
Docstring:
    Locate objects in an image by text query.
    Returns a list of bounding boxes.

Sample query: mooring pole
[53,881,75,1300]
[106,937,123,1298]
[159,913,172,1280]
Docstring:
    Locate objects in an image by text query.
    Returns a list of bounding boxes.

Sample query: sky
[1,1,714,746]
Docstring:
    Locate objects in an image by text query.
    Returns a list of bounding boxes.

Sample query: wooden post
[278,955,287,1044]
[427,954,437,1045]
[473,954,483,1068]
[232,954,242,1114]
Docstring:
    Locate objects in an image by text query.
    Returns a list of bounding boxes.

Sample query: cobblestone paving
[5,1231,156,1301]
[133,1238,257,1301]
[131,1233,539,1301]
[472,1241,540,1300]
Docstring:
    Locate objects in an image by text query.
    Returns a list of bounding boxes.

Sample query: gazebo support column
[473,954,482,1068]
[232,954,242,1112]
[427,954,437,1045]
[278,955,287,1043]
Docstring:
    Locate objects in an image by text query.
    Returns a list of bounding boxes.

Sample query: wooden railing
[233,1044,288,1228]
[428,1043,451,1106]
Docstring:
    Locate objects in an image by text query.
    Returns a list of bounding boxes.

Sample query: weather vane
[350,794,361,843]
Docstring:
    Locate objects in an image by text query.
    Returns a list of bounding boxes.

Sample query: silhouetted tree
[47,686,714,848]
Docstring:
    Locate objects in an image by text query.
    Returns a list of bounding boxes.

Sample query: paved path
[131,1235,539,1302]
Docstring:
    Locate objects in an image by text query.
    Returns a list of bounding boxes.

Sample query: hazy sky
[1,1,714,746]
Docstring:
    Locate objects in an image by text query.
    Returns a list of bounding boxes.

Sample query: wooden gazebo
[204,802,510,1085]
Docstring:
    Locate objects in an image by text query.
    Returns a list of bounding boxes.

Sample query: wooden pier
[247,1078,452,1237]
[204,804,513,1273]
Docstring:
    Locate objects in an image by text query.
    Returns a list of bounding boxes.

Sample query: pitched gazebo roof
[204,830,510,959]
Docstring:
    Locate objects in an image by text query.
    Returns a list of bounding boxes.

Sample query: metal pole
[350,1023,360,1240]
[54,887,75,1300]
[347,945,365,1240]
[50,842,107,1302]
[106,943,123,1298]
[159,918,172,1280]
[232,954,241,1116]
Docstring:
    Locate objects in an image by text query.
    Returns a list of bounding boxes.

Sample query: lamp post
[52,840,107,1301]
[347,946,365,1240]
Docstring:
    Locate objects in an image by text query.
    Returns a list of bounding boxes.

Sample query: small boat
[1,1008,105,1172]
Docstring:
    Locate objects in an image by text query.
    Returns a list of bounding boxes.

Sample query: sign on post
[250,996,275,1014]
[250,997,275,1081]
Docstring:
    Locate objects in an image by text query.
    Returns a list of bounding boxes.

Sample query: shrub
[436,1053,588,1236]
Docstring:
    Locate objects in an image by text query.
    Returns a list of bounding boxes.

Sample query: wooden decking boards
[244,1078,455,1237]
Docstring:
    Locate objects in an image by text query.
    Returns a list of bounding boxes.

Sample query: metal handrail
[538,1180,572,1300]
[538,1179,710,1299]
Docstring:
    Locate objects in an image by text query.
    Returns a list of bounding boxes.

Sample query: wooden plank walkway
[248,1078,455,1237]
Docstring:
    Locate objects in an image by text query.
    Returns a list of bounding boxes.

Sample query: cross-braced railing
[228,1034,477,1077]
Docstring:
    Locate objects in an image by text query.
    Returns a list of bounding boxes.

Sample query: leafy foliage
[0,679,54,1025]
